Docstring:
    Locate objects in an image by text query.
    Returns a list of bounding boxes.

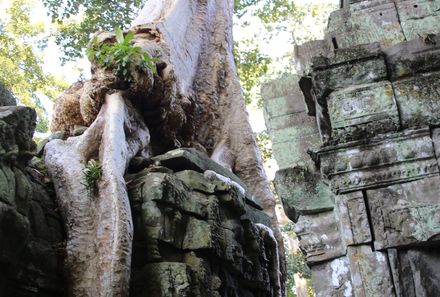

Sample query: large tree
[45,0,285,296]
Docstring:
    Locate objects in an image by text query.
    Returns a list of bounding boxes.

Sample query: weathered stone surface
[274,166,335,222]
[294,39,332,75]
[152,148,261,209]
[260,73,299,100]
[384,33,440,80]
[0,83,16,106]
[127,161,277,297]
[295,211,345,264]
[311,257,353,297]
[389,247,440,297]
[367,176,440,250]
[346,245,395,297]
[318,128,438,193]
[327,81,400,142]
[335,192,371,246]
[326,0,405,49]
[141,262,192,297]
[312,49,387,102]
[396,0,440,41]
[393,71,440,128]
[0,106,36,160]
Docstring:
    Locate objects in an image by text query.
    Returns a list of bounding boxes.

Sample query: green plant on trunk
[86,27,158,82]
[82,159,102,194]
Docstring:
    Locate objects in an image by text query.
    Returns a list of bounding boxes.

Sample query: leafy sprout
[82,159,102,194]
[86,26,158,82]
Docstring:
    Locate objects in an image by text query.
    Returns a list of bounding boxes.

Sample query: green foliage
[256,130,273,163]
[0,0,67,131]
[87,27,158,82]
[235,40,271,105]
[43,0,143,62]
[82,159,102,194]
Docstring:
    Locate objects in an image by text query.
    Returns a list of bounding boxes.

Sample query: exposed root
[45,92,149,296]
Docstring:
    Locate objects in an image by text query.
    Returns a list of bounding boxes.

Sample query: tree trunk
[47,0,285,296]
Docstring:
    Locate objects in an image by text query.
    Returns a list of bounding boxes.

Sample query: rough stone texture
[0,106,65,296]
[367,176,440,250]
[294,210,346,264]
[127,149,279,297]
[335,192,371,246]
[274,166,334,222]
[264,2,440,296]
[262,74,321,169]
[0,83,16,106]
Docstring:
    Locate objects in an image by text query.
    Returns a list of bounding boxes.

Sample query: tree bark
[47,0,285,295]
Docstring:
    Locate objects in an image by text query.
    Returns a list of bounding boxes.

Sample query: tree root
[45,92,149,296]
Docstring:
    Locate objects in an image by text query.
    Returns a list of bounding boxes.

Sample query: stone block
[396,0,440,41]
[326,0,405,49]
[295,211,345,264]
[384,33,440,80]
[318,128,438,193]
[0,165,16,206]
[0,83,16,106]
[0,202,30,262]
[272,134,320,169]
[389,247,440,297]
[13,167,32,215]
[294,39,332,75]
[393,71,440,128]
[183,217,216,250]
[346,245,395,297]
[263,94,307,119]
[274,166,335,222]
[367,176,440,250]
[265,112,317,131]
[260,73,300,100]
[311,257,353,297]
[335,192,371,246]
[312,52,387,102]
[141,262,192,297]
[0,106,36,158]
[327,81,400,142]
[152,148,249,195]
[176,170,216,194]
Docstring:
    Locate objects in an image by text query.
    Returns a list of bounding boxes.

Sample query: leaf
[115,26,124,44]
[124,31,134,43]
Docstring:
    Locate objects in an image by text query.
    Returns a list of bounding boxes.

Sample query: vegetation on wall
[86,27,157,82]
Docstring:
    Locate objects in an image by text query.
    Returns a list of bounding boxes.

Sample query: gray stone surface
[127,157,276,297]
[367,176,440,250]
[294,210,345,264]
[335,192,371,246]
[0,83,16,106]
[0,106,64,296]
[318,128,438,193]
[275,166,335,222]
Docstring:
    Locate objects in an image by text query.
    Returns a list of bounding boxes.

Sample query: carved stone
[393,71,440,128]
[275,166,335,222]
[335,192,371,246]
[294,211,345,264]
[318,128,439,193]
[367,176,440,250]
[327,81,400,142]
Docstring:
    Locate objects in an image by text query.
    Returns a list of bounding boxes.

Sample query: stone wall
[126,148,280,297]
[264,1,440,296]
[0,103,65,296]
